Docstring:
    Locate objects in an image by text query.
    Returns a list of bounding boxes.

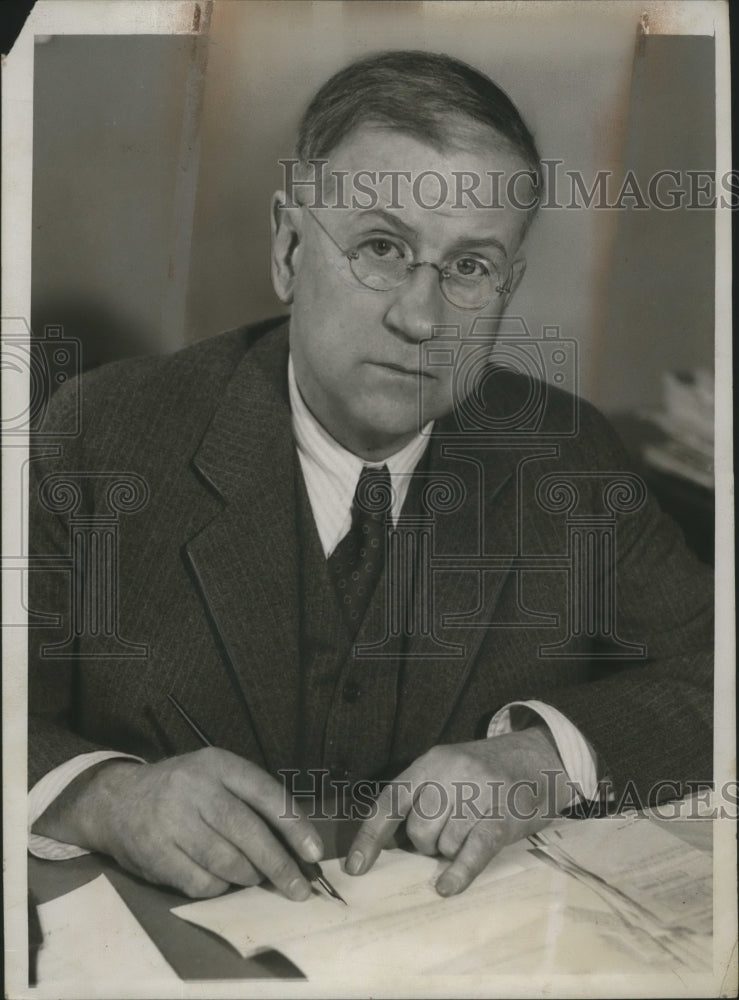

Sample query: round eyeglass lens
[442,272,496,309]
[350,249,409,291]
[348,246,508,309]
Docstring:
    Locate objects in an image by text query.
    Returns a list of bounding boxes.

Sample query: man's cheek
[420,374,456,423]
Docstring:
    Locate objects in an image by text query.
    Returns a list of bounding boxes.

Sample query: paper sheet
[36,874,178,992]
[530,816,712,970]
[533,815,712,933]
[172,846,533,976]
[172,818,713,979]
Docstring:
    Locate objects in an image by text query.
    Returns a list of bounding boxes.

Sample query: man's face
[272,126,532,459]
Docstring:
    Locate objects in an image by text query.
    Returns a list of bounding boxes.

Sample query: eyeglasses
[301,206,515,311]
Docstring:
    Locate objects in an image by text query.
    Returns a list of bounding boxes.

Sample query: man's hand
[32,748,324,900]
[346,727,572,896]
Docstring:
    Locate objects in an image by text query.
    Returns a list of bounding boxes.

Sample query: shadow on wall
[31,295,156,388]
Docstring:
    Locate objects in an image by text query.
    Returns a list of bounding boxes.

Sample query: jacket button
[343,682,361,703]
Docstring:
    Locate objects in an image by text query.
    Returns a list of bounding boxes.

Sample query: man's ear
[270,191,302,304]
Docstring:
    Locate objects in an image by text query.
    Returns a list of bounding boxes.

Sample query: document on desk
[530,815,712,968]
[172,817,712,979]
[172,846,539,977]
[36,874,179,990]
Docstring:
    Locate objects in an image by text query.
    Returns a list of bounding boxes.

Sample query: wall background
[31,0,716,415]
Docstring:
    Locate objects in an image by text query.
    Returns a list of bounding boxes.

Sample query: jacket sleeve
[28,377,111,788]
[539,401,713,806]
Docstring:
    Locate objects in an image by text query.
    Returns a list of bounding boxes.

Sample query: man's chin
[342,412,430,460]
[360,378,452,429]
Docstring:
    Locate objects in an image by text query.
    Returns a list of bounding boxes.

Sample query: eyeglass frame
[292,203,519,310]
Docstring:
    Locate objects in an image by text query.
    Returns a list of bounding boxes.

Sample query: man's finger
[436,813,477,860]
[216,751,323,864]
[178,818,264,888]
[405,781,452,856]
[200,790,312,900]
[139,844,231,899]
[436,783,496,859]
[345,771,417,875]
[435,818,507,897]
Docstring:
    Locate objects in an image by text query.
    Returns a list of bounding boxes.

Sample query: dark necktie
[328,465,392,638]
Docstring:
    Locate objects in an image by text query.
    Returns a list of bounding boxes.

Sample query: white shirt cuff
[487,700,599,802]
[28,750,144,860]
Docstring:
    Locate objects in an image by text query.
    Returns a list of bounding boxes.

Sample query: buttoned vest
[294,458,428,786]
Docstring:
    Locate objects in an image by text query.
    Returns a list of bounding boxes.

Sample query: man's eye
[364,238,405,260]
[453,257,490,279]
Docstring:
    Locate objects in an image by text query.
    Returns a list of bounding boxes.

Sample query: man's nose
[381,263,445,343]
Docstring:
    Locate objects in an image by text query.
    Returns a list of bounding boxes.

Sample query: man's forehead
[307,125,535,247]
[324,123,531,185]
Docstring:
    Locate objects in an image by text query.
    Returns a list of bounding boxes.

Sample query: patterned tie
[328,465,392,637]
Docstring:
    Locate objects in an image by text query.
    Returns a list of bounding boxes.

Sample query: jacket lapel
[184,325,302,773]
[390,423,537,764]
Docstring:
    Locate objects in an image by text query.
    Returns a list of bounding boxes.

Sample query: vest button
[343,682,361,703]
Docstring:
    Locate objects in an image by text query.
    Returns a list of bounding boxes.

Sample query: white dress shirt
[288,356,433,552]
[28,354,597,859]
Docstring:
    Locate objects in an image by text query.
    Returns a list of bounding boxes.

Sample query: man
[28,51,713,902]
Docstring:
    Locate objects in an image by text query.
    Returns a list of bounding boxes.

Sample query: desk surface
[29,816,712,984]
[29,815,363,982]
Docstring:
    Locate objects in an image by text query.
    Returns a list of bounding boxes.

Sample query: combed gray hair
[295,50,542,196]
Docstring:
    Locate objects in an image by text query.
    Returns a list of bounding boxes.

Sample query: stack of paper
[642,368,714,488]
[172,816,712,978]
[529,815,712,968]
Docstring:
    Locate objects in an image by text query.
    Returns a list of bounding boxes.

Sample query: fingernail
[345,850,364,875]
[436,874,461,897]
[303,836,323,862]
[288,877,311,901]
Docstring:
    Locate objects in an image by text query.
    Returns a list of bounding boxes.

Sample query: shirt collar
[288,354,432,554]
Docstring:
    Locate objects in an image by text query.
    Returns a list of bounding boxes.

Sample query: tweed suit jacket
[28,319,713,803]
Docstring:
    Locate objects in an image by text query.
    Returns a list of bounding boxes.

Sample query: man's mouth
[371,361,434,379]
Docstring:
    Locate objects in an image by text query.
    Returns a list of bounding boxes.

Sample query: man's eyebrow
[344,208,509,259]
[345,208,418,241]
[443,235,509,260]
